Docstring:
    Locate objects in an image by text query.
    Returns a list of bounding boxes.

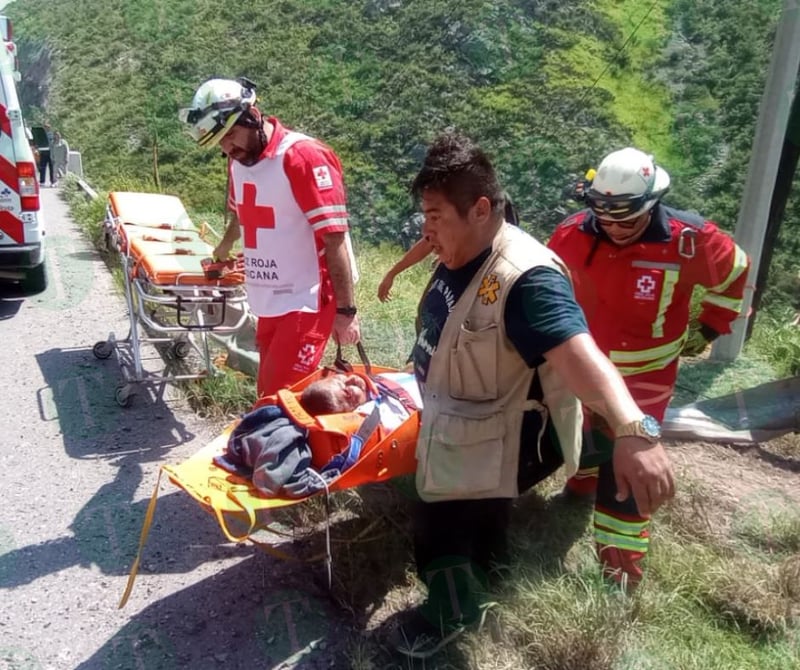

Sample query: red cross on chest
[237,182,275,249]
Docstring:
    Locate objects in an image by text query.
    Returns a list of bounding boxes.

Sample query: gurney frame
[92,192,250,406]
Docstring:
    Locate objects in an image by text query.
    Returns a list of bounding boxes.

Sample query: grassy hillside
[10,1,792,272]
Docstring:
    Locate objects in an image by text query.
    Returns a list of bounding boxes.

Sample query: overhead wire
[571,0,664,110]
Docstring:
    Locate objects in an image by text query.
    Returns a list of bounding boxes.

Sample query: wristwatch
[336,306,358,317]
[614,415,662,443]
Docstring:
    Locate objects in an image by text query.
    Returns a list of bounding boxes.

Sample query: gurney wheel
[92,341,114,359]
[171,340,190,359]
[115,384,135,408]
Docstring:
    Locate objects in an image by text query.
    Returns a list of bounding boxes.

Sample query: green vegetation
[11,1,795,258]
[63,173,800,668]
[20,1,800,667]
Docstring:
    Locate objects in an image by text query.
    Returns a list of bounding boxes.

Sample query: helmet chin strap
[233,114,269,166]
[257,119,268,152]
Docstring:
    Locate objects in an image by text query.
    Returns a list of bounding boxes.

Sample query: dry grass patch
[498,571,634,670]
[701,555,800,640]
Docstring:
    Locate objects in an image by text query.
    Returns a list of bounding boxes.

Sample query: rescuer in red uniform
[548,147,750,583]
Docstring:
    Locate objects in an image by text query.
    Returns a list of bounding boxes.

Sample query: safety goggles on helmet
[585,191,655,222]
[179,78,257,148]
[585,147,671,223]
[178,102,243,147]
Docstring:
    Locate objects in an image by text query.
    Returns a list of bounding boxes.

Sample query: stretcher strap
[305,469,333,590]
[210,478,260,543]
[118,468,163,609]
[209,477,331,583]
[248,537,328,563]
[334,342,373,377]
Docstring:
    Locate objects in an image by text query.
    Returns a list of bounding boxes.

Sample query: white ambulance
[0,15,45,293]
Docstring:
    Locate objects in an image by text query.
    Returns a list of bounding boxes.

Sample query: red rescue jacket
[547,205,750,377]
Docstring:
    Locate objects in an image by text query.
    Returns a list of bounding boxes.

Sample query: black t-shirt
[411,249,588,450]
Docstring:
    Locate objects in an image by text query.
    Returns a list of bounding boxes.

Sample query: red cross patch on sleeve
[313,165,333,190]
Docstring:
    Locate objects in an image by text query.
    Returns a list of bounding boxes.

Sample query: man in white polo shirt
[181,77,360,398]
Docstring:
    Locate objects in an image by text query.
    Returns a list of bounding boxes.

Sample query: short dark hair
[234,105,263,129]
[299,380,340,415]
[411,131,504,218]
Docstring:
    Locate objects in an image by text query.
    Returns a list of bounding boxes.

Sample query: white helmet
[585,147,670,221]
[179,78,257,147]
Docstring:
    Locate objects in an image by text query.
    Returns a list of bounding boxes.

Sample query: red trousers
[622,359,679,423]
[565,362,677,588]
[255,301,336,398]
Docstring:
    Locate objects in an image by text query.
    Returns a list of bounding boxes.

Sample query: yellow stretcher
[92,191,249,406]
[119,362,420,608]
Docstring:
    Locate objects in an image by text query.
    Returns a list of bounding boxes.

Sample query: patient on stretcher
[300,372,422,430]
[214,371,421,499]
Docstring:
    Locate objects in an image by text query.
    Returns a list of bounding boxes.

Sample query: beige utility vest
[416,224,583,502]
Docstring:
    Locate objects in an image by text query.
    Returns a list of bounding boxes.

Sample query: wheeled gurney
[92,191,249,406]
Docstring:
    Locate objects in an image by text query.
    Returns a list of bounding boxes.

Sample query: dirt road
[0,187,347,670]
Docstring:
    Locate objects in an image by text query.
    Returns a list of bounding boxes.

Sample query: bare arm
[391,238,432,276]
[378,238,433,302]
[545,332,642,428]
[212,212,241,260]
[323,231,360,345]
[544,332,675,516]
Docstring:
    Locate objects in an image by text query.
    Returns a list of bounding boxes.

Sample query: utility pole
[746,93,800,336]
[712,0,800,361]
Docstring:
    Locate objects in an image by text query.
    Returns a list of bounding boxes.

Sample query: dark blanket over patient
[214,405,339,498]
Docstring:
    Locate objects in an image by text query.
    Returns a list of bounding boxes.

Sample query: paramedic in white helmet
[180,78,360,398]
[548,147,749,582]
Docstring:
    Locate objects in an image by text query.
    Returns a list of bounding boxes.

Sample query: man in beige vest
[391,132,674,659]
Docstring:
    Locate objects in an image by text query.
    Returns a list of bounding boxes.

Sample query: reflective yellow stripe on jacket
[701,244,748,314]
[609,331,687,376]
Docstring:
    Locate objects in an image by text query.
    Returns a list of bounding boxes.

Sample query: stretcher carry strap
[119,468,164,609]
[221,469,335,589]
[211,476,332,564]
[210,477,261,543]
[374,376,419,414]
[334,342,373,377]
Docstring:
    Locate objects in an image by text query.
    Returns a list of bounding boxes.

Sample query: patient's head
[300,374,368,414]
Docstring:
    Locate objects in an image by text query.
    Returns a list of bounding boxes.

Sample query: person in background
[391,132,674,658]
[38,122,54,187]
[377,195,520,302]
[547,146,749,513]
[180,78,360,398]
[50,131,70,186]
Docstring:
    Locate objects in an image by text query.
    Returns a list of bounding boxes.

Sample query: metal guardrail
[76,177,98,200]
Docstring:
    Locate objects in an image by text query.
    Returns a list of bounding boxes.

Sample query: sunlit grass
[65,184,800,669]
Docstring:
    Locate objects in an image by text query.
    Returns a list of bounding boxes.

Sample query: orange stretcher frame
[119,363,419,608]
[165,364,418,524]
[93,191,249,407]
[108,191,243,287]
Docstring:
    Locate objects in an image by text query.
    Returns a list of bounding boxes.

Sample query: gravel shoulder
[0,188,350,670]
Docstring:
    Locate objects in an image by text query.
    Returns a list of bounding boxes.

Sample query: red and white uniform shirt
[228,118,355,317]
[548,205,750,379]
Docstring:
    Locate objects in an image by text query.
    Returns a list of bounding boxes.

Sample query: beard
[227,147,261,167]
